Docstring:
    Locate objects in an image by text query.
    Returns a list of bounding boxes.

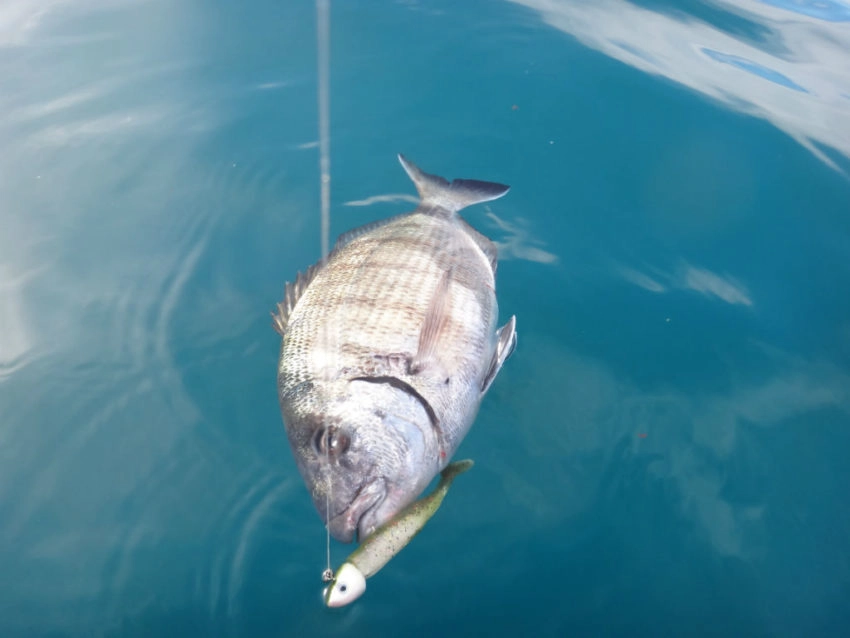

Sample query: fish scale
[283,215,490,446]
[275,155,517,543]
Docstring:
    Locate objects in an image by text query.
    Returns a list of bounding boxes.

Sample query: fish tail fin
[398,154,509,216]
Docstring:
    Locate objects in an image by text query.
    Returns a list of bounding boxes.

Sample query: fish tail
[398,154,509,216]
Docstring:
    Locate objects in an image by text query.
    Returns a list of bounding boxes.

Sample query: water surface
[1,1,849,636]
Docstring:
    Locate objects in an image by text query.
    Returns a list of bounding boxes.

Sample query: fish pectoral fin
[271,261,323,336]
[410,268,453,375]
[481,315,517,394]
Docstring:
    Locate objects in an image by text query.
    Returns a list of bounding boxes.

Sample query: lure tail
[441,459,474,481]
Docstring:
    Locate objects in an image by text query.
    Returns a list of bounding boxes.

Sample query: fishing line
[317,0,331,263]
[316,0,334,584]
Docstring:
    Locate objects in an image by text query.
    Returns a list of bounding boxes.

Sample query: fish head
[283,378,440,543]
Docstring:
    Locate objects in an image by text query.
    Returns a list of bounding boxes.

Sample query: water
[1,1,849,636]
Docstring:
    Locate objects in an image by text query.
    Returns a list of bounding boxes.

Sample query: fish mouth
[327,478,386,543]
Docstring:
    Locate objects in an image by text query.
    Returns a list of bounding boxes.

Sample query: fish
[323,459,474,607]
[273,154,516,544]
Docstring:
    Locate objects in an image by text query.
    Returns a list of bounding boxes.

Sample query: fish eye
[313,426,350,458]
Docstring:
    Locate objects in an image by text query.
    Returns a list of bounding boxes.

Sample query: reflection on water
[511,0,850,170]
[489,333,850,557]
[0,1,305,634]
[619,261,753,306]
[485,209,559,264]
[760,0,850,22]
[0,264,36,378]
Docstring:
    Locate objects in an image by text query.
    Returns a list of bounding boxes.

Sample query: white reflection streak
[26,109,171,148]
[0,2,50,45]
[255,81,288,90]
[511,0,850,169]
[618,266,667,293]
[486,210,559,264]
[9,87,104,121]
[343,193,418,206]
[0,265,34,377]
[618,261,753,306]
[0,0,123,47]
[682,264,752,306]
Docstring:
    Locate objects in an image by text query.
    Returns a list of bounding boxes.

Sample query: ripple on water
[0,2,325,635]
[0,98,261,638]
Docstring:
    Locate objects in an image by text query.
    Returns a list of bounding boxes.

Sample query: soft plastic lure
[323,459,474,607]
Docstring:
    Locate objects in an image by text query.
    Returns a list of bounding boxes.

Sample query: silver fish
[273,155,516,543]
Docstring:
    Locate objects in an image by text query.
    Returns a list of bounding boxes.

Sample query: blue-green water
[2,1,849,636]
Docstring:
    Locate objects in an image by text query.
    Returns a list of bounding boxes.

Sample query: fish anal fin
[410,268,453,375]
[271,261,323,336]
[481,315,517,393]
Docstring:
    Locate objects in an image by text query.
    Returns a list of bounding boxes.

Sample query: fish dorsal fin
[277,211,405,336]
[481,315,517,393]
[272,261,322,336]
[410,268,453,375]
[333,214,403,252]
[398,154,510,217]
